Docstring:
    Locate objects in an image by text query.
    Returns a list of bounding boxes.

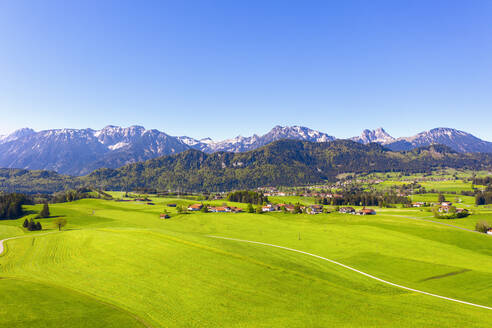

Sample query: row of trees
[472,177,492,186]
[0,193,30,220]
[475,191,492,205]
[23,218,42,231]
[227,191,268,204]
[315,191,410,207]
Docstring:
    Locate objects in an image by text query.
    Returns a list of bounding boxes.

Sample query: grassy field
[1,197,491,327]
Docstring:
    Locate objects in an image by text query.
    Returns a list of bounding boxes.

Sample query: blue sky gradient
[0,0,491,140]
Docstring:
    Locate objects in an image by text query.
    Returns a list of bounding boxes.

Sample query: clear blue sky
[0,0,491,140]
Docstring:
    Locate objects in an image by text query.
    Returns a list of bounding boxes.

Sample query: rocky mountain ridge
[0,125,491,175]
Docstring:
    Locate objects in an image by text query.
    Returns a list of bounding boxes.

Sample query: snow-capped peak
[352,127,395,144]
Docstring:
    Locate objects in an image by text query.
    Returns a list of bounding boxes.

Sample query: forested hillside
[1,140,491,193]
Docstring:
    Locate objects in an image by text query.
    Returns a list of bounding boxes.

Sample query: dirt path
[208,235,492,311]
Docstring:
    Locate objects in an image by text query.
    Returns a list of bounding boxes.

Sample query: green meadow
[1,197,491,327]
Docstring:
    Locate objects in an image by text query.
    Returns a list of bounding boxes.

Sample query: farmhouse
[188,204,203,211]
[209,206,231,212]
[438,205,452,213]
[262,204,276,212]
[309,205,323,214]
[339,207,355,214]
[357,208,376,215]
[441,201,453,206]
[208,206,244,213]
[412,202,426,207]
[281,204,295,212]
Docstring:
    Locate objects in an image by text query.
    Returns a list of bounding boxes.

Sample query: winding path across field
[0,232,58,256]
[208,235,492,311]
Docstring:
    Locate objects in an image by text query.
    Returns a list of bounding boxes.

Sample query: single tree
[35,222,42,231]
[247,203,254,213]
[53,218,67,231]
[438,193,445,203]
[40,203,50,218]
[27,218,35,231]
[256,206,263,214]
[22,219,29,228]
[201,204,209,213]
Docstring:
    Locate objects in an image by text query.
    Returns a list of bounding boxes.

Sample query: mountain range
[0,125,491,175]
[2,139,491,194]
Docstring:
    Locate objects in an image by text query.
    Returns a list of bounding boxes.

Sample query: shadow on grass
[34,215,66,220]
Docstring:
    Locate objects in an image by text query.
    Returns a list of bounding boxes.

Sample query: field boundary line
[0,231,59,256]
[208,235,492,311]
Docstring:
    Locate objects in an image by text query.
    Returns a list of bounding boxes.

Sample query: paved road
[208,235,492,311]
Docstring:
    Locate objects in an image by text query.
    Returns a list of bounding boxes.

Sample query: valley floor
[0,197,491,327]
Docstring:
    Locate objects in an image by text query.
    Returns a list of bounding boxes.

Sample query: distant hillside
[2,139,489,194]
[84,140,492,192]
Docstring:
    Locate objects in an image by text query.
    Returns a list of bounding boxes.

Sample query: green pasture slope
[1,198,491,327]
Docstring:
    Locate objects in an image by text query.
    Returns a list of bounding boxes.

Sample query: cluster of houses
[436,202,468,215]
[299,192,343,198]
[338,207,377,215]
[187,203,243,213]
[261,203,324,214]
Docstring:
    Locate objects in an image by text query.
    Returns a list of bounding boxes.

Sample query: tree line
[475,191,492,205]
[316,191,410,207]
[0,193,31,220]
[227,191,268,204]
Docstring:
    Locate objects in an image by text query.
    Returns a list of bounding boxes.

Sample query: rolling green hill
[0,198,491,327]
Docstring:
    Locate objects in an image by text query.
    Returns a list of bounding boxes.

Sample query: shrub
[475,220,490,233]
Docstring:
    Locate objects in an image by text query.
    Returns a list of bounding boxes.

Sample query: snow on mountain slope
[0,125,490,175]
[351,128,395,144]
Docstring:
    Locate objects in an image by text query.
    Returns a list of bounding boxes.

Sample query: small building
[188,204,203,211]
[262,205,276,212]
[167,203,177,207]
[211,206,231,212]
[339,207,355,214]
[412,202,426,207]
[441,201,453,206]
[487,228,492,235]
[283,204,295,212]
[160,213,170,219]
[438,205,452,213]
[309,205,323,214]
[357,208,376,215]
